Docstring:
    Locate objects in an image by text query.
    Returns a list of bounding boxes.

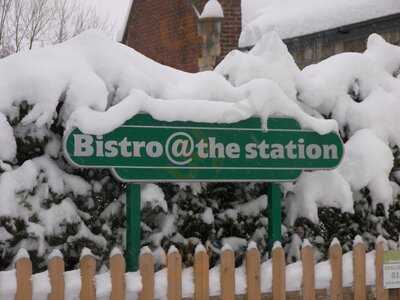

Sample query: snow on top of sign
[240,0,400,47]
[200,0,224,19]
[0,30,337,142]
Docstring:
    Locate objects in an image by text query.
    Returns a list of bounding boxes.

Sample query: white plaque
[384,251,400,289]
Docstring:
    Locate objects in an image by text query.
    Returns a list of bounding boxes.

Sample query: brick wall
[218,0,242,61]
[123,0,242,72]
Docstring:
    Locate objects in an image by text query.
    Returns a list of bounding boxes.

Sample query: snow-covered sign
[63,114,343,182]
[384,251,400,289]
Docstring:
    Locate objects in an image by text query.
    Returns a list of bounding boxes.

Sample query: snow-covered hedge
[0,29,399,270]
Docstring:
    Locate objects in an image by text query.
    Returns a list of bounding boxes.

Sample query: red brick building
[122,1,400,70]
[122,0,241,73]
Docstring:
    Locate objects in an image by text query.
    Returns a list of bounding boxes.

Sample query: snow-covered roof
[240,0,400,47]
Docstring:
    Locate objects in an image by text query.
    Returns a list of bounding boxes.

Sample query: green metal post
[267,183,282,250]
[126,183,141,272]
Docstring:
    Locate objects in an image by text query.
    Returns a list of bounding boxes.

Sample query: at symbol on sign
[165,132,195,166]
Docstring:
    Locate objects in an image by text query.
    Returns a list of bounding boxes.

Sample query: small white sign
[384,251,400,289]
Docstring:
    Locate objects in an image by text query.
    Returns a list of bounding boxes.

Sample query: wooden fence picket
[301,243,315,300]
[168,249,182,300]
[16,256,32,300]
[7,239,395,300]
[329,241,343,300]
[48,256,65,300]
[80,254,97,300]
[139,251,155,300]
[375,240,389,300]
[194,246,209,300]
[221,247,235,300]
[246,247,261,300]
[272,245,285,300]
[110,252,125,300]
[353,240,366,300]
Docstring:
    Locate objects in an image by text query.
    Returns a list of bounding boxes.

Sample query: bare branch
[0,0,13,45]
[0,0,115,56]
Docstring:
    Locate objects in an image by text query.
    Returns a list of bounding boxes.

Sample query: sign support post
[267,183,282,249]
[126,184,141,272]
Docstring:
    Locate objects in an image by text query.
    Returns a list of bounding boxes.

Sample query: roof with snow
[240,0,400,47]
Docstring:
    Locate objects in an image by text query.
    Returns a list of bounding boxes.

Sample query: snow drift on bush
[0,29,399,271]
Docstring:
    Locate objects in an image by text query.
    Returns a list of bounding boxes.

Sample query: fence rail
[5,237,400,299]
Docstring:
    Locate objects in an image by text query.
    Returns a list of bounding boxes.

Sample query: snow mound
[141,184,167,212]
[338,129,394,210]
[0,28,400,263]
[286,170,353,225]
[0,30,336,139]
[216,31,300,100]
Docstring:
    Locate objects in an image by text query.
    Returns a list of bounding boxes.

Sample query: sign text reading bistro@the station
[64,115,344,182]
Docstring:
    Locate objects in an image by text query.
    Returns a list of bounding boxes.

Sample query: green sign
[63,114,344,182]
